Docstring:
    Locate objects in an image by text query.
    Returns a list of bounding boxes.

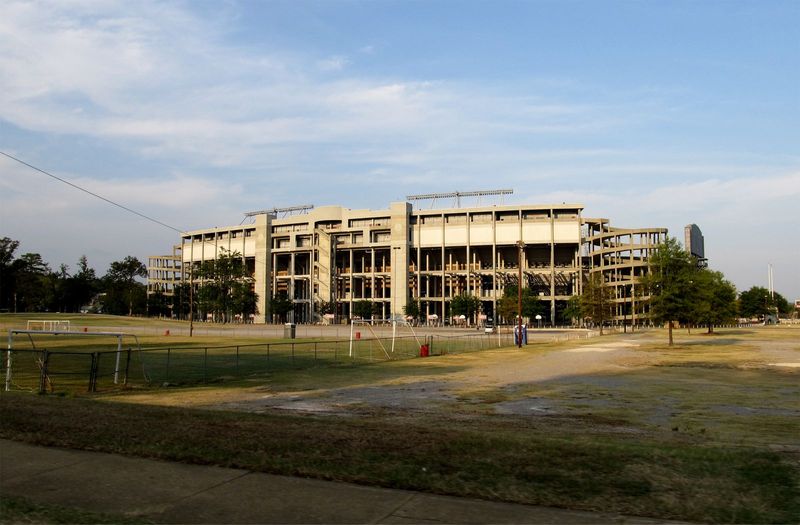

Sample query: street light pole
[188,264,194,337]
[517,240,525,348]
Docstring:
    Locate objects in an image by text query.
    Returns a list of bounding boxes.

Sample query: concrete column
[290,252,296,323]
[466,212,472,298]
[370,248,376,303]
[349,250,354,319]
[491,211,497,321]
[441,212,446,320]
[550,209,556,325]
[254,214,271,324]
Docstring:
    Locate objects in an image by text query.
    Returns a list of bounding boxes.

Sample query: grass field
[2,321,798,523]
[0,313,186,332]
[2,319,504,394]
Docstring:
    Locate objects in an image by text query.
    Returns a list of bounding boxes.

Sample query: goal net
[27,320,71,331]
[348,319,423,360]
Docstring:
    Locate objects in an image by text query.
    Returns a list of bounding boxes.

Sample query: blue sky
[1,0,798,299]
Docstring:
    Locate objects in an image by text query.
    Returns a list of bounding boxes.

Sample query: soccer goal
[27,319,71,331]
[348,319,423,359]
[5,329,141,392]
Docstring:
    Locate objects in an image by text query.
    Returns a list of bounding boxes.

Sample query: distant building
[148,198,671,326]
[584,218,668,326]
[684,224,707,267]
[147,245,182,297]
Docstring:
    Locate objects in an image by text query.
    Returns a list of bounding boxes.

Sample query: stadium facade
[148,200,668,326]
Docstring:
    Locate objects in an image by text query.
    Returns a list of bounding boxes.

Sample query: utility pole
[517,240,525,348]
[188,266,194,337]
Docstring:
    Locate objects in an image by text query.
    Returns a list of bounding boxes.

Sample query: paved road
[1,439,678,524]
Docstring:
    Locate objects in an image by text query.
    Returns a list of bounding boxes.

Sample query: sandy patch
[768,362,800,368]
[564,341,640,353]
[564,347,618,353]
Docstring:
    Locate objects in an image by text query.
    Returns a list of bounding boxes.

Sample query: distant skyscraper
[684,224,707,266]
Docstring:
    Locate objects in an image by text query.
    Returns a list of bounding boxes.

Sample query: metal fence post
[38,349,50,394]
[88,352,99,392]
[124,348,132,385]
[165,348,171,383]
[203,347,208,383]
[291,343,295,365]
[314,342,317,361]
[236,346,240,375]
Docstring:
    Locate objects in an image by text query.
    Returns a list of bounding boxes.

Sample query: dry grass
[3,326,799,523]
[2,392,798,523]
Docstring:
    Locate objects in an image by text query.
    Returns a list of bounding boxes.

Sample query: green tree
[0,237,21,311]
[497,285,545,324]
[14,253,53,312]
[739,286,771,318]
[270,292,293,323]
[403,299,421,322]
[230,281,258,322]
[739,286,791,319]
[195,249,257,322]
[72,255,98,310]
[693,270,738,333]
[579,273,614,335]
[773,292,792,316]
[53,256,98,313]
[147,290,171,317]
[562,295,582,326]
[317,300,335,315]
[172,282,192,319]
[449,293,481,324]
[640,237,697,345]
[352,300,375,320]
[104,256,148,316]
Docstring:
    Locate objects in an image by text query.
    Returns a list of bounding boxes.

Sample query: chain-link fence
[3,332,519,395]
[2,347,139,394]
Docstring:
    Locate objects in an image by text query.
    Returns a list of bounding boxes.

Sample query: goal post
[5,329,140,392]
[348,318,423,359]
[26,320,71,332]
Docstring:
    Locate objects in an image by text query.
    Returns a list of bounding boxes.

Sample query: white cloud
[1,1,797,297]
[0,156,243,228]
[528,170,800,297]
[0,0,635,173]
[317,55,349,72]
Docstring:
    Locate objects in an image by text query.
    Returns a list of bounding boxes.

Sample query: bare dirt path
[109,328,798,430]
[207,336,652,415]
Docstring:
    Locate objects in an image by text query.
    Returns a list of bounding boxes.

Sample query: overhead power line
[1,150,184,234]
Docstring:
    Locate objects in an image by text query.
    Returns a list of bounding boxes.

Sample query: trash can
[419,344,429,357]
[284,323,296,339]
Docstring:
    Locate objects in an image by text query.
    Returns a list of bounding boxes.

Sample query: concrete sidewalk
[1,439,672,524]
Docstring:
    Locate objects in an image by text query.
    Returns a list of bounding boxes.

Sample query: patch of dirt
[108,329,800,441]
[204,340,645,417]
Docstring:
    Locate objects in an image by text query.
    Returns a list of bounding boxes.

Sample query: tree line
[0,238,260,322]
[0,237,148,316]
[577,237,793,344]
